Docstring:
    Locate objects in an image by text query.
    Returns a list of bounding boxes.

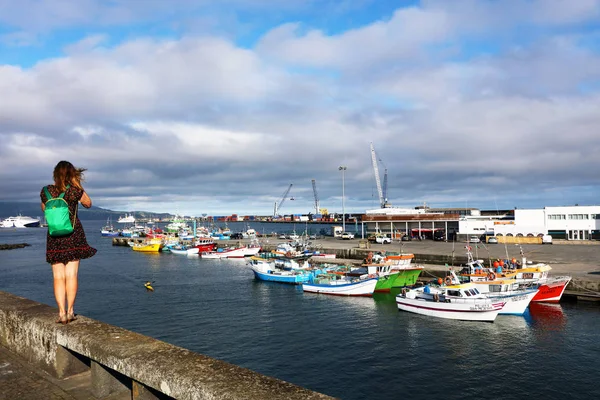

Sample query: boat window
[469,289,477,296]
[447,290,461,297]
[490,285,502,293]
[465,290,472,296]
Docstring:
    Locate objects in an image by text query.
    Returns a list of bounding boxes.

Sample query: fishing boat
[201,246,247,259]
[166,216,188,233]
[0,215,41,228]
[193,238,216,253]
[396,283,505,322]
[243,242,262,257]
[100,217,119,237]
[249,257,314,284]
[459,247,571,303]
[448,271,538,315]
[302,273,378,297]
[170,246,199,255]
[349,252,423,292]
[131,241,162,253]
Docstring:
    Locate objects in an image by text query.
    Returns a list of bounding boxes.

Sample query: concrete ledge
[0,291,332,400]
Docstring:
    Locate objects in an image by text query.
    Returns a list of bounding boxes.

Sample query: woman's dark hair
[53,161,86,192]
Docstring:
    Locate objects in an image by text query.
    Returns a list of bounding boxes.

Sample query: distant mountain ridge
[0,201,174,221]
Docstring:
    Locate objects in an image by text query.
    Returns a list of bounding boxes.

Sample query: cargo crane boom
[370,142,384,208]
[273,184,293,217]
[311,179,320,215]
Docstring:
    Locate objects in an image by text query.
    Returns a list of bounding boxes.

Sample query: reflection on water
[525,302,566,330]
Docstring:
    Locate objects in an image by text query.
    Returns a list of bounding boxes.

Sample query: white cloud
[0,2,599,214]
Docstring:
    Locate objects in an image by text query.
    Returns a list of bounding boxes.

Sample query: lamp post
[339,166,347,233]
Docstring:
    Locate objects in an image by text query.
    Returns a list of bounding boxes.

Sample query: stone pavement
[0,344,78,400]
[0,345,130,400]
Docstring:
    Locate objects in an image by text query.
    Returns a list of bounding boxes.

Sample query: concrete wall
[496,236,542,245]
[0,291,332,400]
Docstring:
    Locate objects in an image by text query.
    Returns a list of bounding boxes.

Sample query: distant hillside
[0,202,173,221]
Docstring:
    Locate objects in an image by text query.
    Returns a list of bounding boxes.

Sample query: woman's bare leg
[51,263,67,319]
[65,260,80,316]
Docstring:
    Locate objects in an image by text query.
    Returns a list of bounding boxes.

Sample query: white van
[542,234,553,244]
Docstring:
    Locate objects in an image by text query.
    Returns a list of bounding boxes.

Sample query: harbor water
[1,221,599,399]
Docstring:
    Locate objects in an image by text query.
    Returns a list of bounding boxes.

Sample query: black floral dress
[40,185,97,265]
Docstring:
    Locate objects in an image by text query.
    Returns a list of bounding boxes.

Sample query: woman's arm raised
[80,190,92,208]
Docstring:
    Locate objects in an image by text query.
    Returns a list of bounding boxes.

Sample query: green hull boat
[374,268,422,292]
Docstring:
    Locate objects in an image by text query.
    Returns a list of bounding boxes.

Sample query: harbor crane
[311,179,320,215]
[370,142,391,208]
[380,159,388,203]
[273,184,293,217]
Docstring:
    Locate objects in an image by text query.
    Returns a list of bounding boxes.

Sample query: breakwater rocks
[0,243,31,251]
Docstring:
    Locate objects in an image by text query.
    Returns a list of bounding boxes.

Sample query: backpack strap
[43,186,52,201]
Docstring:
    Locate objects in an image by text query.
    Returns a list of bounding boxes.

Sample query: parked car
[542,234,553,244]
[341,232,355,240]
[375,235,392,244]
[487,237,498,244]
[469,236,481,243]
[401,235,412,241]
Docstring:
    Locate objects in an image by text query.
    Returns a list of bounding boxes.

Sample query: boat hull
[532,278,571,303]
[252,268,311,285]
[170,247,198,255]
[396,297,503,322]
[132,243,161,253]
[488,289,539,315]
[375,269,422,292]
[302,278,378,297]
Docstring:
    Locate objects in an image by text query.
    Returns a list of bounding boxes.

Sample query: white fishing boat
[170,246,199,256]
[396,283,505,322]
[100,217,119,236]
[0,215,41,228]
[201,246,247,259]
[459,247,571,303]
[455,273,539,315]
[243,243,262,257]
[302,274,378,297]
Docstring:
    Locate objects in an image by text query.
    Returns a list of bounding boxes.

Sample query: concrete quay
[0,291,333,400]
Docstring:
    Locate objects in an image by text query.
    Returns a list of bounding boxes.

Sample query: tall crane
[311,179,320,215]
[379,158,388,204]
[370,142,390,209]
[273,184,293,217]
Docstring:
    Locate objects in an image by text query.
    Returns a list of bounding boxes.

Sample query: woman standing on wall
[40,161,97,324]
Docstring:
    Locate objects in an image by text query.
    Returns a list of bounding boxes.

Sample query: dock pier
[0,291,332,400]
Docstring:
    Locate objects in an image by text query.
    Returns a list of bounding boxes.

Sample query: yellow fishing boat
[132,240,162,253]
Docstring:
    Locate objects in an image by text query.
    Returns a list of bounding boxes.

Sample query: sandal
[67,313,78,323]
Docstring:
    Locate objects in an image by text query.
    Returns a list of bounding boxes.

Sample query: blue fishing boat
[249,257,313,284]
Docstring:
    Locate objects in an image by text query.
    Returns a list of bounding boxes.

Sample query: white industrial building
[458,205,600,240]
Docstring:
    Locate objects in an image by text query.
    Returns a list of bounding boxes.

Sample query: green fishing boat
[348,252,423,293]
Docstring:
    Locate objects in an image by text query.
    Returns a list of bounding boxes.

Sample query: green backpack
[43,185,76,237]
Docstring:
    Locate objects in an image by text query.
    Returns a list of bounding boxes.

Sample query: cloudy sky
[1,0,599,216]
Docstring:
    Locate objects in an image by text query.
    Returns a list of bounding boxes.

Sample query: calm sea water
[1,221,599,400]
